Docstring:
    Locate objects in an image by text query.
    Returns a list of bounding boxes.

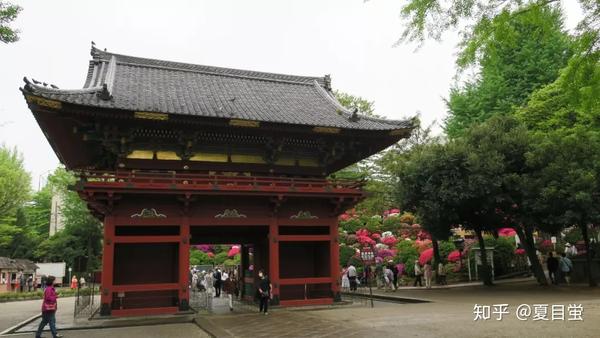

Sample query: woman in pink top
[35,276,63,338]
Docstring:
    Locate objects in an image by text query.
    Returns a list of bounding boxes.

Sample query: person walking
[413,261,423,287]
[192,271,199,292]
[341,265,350,292]
[213,269,222,297]
[70,275,78,290]
[424,262,433,289]
[204,270,214,296]
[558,253,573,284]
[257,270,272,315]
[547,252,559,284]
[223,272,235,311]
[384,266,394,291]
[390,262,399,290]
[17,271,25,292]
[35,276,63,338]
[347,264,358,291]
[437,262,447,285]
[27,275,34,292]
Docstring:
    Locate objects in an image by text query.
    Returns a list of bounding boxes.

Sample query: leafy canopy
[0,1,22,43]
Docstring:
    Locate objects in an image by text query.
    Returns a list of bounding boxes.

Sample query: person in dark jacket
[213,269,222,297]
[547,252,559,284]
[35,276,63,338]
[257,269,272,315]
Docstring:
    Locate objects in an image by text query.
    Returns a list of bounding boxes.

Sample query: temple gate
[21,45,413,316]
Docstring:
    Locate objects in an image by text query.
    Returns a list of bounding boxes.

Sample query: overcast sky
[0,0,583,188]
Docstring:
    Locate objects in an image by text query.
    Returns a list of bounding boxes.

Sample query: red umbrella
[498,228,517,237]
[419,248,434,265]
[447,250,461,262]
[227,245,240,257]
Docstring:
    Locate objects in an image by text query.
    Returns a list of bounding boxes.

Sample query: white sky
[0,0,583,188]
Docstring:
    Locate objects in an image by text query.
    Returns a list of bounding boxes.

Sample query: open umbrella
[227,245,240,257]
[418,248,434,265]
[498,228,517,237]
[447,250,461,262]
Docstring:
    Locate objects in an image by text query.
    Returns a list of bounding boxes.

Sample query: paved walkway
[1,280,599,337]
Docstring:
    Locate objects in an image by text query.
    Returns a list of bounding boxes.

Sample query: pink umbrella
[227,245,240,257]
[498,228,517,237]
[447,250,461,262]
[419,248,434,265]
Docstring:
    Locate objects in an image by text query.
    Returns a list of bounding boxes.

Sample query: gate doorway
[188,225,268,314]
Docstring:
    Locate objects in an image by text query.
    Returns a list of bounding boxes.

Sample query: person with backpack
[35,276,63,338]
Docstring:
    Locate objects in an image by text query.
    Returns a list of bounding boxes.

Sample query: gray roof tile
[23,47,412,131]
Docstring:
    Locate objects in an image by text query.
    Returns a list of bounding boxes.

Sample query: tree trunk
[432,238,441,284]
[475,228,493,286]
[514,226,547,285]
[580,224,597,287]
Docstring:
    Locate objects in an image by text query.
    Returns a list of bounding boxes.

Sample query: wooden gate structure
[21,45,413,316]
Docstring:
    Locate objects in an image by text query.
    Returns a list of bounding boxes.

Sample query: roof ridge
[91,46,326,86]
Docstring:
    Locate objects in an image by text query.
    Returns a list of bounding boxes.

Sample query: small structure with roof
[0,257,38,292]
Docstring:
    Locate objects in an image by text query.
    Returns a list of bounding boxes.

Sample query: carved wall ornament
[215,209,247,218]
[130,208,167,218]
[290,211,318,219]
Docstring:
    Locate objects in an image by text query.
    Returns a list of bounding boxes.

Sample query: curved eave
[21,89,415,138]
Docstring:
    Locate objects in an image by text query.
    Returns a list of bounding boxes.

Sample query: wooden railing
[75,170,364,192]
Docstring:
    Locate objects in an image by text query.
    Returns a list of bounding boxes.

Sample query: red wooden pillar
[330,217,341,301]
[100,215,115,315]
[179,217,190,310]
[269,218,280,305]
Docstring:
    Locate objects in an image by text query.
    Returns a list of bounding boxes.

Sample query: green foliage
[340,218,363,234]
[223,254,241,266]
[381,215,402,233]
[213,252,229,265]
[32,168,102,272]
[563,227,582,245]
[396,240,419,276]
[0,1,21,43]
[396,1,597,46]
[0,145,31,217]
[333,91,377,117]
[445,4,572,137]
[438,240,456,263]
[365,216,382,233]
[190,249,213,266]
[339,245,356,267]
[516,32,600,132]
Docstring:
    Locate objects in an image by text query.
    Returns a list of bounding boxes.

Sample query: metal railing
[73,277,99,318]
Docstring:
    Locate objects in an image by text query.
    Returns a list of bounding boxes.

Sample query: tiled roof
[0,257,38,272]
[22,46,412,131]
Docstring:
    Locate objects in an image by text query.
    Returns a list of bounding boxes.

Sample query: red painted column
[269,218,280,305]
[179,217,190,310]
[100,215,115,315]
[330,217,341,301]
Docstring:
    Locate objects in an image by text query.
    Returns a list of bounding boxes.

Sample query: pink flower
[515,248,526,255]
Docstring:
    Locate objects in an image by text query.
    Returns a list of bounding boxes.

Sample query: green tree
[334,91,377,117]
[0,145,30,217]
[396,0,597,46]
[525,128,600,286]
[445,4,572,137]
[0,1,21,43]
[35,168,102,272]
